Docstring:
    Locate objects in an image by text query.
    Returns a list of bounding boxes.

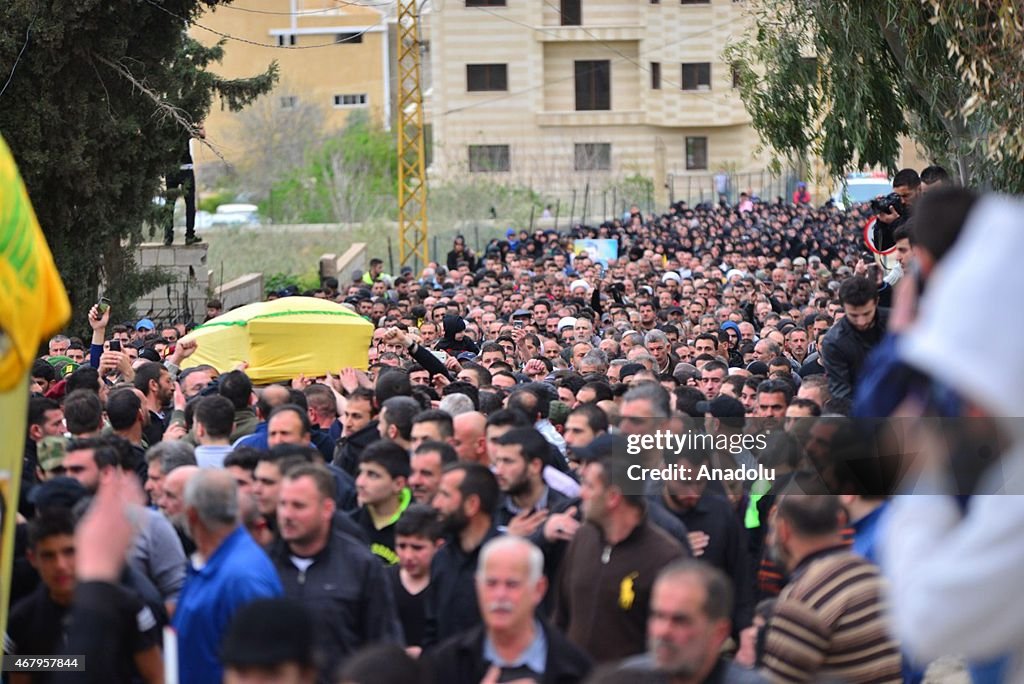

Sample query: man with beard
[553,452,684,663]
[270,464,402,680]
[63,436,187,610]
[761,495,901,683]
[648,448,754,636]
[820,276,888,400]
[620,561,767,683]
[491,428,574,537]
[133,361,175,446]
[424,462,501,646]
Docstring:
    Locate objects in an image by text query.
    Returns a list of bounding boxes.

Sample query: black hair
[64,389,103,435]
[380,396,421,441]
[837,276,877,307]
[195,395,236,439]
[411,409,454,439]
[485,407,533,430]
[268,404,312,436]
[105,388,142,431]
[892,168,921,189]
[413,440,458,466]
[224,447,261,473]
[919,165,949,185]
[219,370,254,411]
[441,462,499,516]
[395,503,443,540]
[65,366,100,394]
[132,361,166,397]
[376,368,412,404]
[568,402,609,434]
[359,440,412,479]
[32,359,56,382]
[492,427,549,466]
[28,509,76,548]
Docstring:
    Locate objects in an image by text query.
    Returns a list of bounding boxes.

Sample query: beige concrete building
[426,0,773,205]
[190,0,393,176]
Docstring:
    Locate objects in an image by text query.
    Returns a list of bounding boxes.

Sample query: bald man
[452,412,488,464]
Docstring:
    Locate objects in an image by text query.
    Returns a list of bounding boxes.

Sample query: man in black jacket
[333,387,380,476]
[821,276,889,400]
[271,464,403,680]
[423,462,501,647]
[425,536,591,684]
[491,428,574,535]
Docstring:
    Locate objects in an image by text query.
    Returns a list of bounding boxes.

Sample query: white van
[831,172,892,210]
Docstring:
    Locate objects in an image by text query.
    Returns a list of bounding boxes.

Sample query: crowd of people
[11,164,1024,684]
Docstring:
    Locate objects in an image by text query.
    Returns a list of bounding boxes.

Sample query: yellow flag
[0,134,71,651]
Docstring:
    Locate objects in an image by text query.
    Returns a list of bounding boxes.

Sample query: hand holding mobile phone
[109,340,122,352]
[97,297,111,315]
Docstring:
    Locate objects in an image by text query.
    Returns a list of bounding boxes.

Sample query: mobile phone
[96,297,111,315]
[513,320,524,329]
[109,340,122,352]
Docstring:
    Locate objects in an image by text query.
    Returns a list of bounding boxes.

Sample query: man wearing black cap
[221,598,317,684]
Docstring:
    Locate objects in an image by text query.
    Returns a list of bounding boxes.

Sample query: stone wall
[214,273,264,311]
[319,243,367,284]
[135,242,209,325]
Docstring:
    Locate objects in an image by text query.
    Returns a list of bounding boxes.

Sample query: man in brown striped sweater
[760,495,901,683]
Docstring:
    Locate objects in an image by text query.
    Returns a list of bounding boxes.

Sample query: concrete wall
[214,273,265,311]
[135,243,210,324]
[320,243,367,283]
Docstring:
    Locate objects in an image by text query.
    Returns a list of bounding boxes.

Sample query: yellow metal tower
[396,0,428,269]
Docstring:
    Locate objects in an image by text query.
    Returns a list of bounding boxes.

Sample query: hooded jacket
[884,195,1024,681]
[435,315,480,356]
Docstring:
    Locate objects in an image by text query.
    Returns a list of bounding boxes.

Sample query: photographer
[871,168,922,252]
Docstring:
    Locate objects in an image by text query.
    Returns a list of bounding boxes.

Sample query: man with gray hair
[644,329,676,375]
[144,440,196,508]
[425,536,592,683]
[578,349,609,376]
[172,469,283,684]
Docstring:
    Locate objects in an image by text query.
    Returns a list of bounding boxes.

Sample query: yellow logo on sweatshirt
[619,572,639,610]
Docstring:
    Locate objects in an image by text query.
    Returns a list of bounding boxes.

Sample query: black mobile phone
[109,340,122,352]
[97,297,111,315]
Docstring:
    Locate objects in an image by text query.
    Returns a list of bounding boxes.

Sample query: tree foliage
[724,0,1024,192]
[262,110,398,224]
[0,0,277,332]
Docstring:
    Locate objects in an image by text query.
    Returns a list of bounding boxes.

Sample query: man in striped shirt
[760,495,901,683]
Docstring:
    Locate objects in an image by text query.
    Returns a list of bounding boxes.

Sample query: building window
[561,0,582,25]
[686,137,708,170]
[466,64,508,92]
[334,93,368,107]
[336,32,363,44]
[280,96,298,110]
[651,62,661,90]
[468,145,510,172]
[680,0,710,4]
[681,62,711,90]
[277,34,296,46]
[575,60,610,111]
[731,66,741,88]
[574,143,611,171]
[650,0,660,4]
[466,0,505,6]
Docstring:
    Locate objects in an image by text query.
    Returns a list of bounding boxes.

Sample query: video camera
[870,192,905,216]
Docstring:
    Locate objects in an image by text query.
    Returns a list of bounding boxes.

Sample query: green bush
[198,191,236,214]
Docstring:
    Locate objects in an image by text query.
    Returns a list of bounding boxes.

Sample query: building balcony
[535,25,644,43]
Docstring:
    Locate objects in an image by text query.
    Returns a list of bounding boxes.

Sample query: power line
[142,0,385,49]
[442,15,737,116]
[0,21,33,100]
[218,0,395,16]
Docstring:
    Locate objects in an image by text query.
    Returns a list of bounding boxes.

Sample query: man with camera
[871,168,922,252]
